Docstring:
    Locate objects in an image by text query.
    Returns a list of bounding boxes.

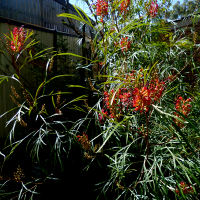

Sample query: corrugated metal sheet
[0,0,78,34]
[171,14,200,29]
[55,0,66,6]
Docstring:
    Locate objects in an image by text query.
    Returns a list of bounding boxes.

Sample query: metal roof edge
[170,13,200,29]
[54,0,67,6]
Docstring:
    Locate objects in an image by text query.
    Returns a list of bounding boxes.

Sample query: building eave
[171,13,200,29]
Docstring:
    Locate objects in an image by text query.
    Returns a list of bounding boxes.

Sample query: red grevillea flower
[119,90,131,105]
[103,91,110,108]
[175,96,192,115]
[120,0,130,14]
[98,108,108,124]
[149,78,165,102]
[100,71,166,120]
[10,26,26,53]
[132,79,165,113]
[174,96,192,127]
[133,87,151,112]
[120,37,131,52]
[77,132,91,150]
[96,0,108,22]
[175,181,194,195]
[149,0,158,18]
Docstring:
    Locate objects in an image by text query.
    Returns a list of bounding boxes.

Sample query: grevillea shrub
[1,0,200,199]
[0,27,89,199]
[59,0,200,199]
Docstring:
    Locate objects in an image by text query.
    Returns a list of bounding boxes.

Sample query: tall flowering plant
[0,25,90,199]
[59,0,200,199]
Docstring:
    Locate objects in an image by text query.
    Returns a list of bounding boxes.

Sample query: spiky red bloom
[174,96,192,127]
[132,78,165,113]
[133,87,151,112]
[10,26,26,53]
[149,0,158,18]
[77,133,91,151]
[98,108,108,123]
[149,78,165,102]
[120,37,131,53]
[120,0,130,14]
[96,0,108,20]
[175,181,194,195]
[100,72,166,120]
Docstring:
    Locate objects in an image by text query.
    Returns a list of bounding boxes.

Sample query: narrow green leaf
[57,52,92,61]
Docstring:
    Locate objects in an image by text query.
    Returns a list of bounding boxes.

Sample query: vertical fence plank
[35,0,39,26]
[51,0,54,30]
[39,0,43,27]
[18,0,23,23]
[27,0,31,23]
[0,1,2,16]
[29,0,32,24]
[7,0,11,19]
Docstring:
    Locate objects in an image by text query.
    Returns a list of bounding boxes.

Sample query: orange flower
[77,133,91,151]
[120,0,130,15]
[96,0,108,22]
[174,96,192,127]
[175,181,194,195]
[120,37,131,52]
[133,87,151,112]
[149,78,165,102]
[101,72,166,118]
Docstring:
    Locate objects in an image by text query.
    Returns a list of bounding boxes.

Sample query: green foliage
[0,26,88,199]
[58,0,200,199]
[0,0,200,199]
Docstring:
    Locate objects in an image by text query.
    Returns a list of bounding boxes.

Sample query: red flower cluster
[120,0,130,15]
[77,132,91,151]
[98,71,165,122]
[174,96,192,127]
[98,108,108,123]
[120,37,131,53]
[133,78,165,112]
[175,181,194,195]
[133,87,151,112]
[10,26,26,53]
[96,0,108,22]
[149,0,158,18]
[119,88,132,106]
[149,78,165,101]
[102,90,118,119]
